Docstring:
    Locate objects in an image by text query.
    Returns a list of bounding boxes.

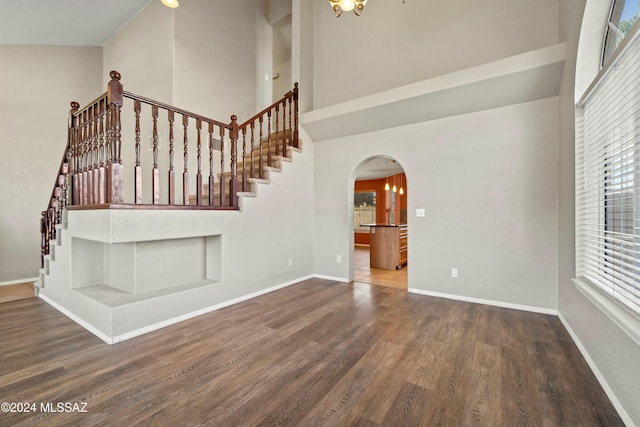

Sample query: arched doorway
[350,156,408,289]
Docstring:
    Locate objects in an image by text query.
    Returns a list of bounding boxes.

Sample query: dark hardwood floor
[0,278,623,426]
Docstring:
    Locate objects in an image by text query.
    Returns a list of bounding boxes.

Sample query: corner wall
[0,45,102,283]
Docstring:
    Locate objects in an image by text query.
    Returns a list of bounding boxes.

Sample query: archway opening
[351,156,408,289]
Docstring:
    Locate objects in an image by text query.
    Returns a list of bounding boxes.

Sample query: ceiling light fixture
[399,174,404,195]
[328,0,368,17]
[161,0,179,8]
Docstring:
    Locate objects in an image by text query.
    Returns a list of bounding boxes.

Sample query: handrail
[123,91,232,130]
[40,70,299,268]
[238,83,298,129]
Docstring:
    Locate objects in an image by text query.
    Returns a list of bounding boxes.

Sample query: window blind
[576,27,640,315]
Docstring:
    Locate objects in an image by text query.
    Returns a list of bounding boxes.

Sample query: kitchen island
[365,224,407,270]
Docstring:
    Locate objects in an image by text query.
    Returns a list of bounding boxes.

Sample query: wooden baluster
[282,98,288,153]
[97,99,106,204]
[134,99,142,203]
[81,109,88,205]
[275,103,280,157]
[267,110,272,167]
[105,101,112,166]
[293,82,299,148]
[92,103,100,204]
[168,110,176,205]
[241,127,247,192]
[287,94,292,149]
[152,105,160,204]
[250,121,256,179]
[219,127,225,206]
[182,115,189,205]
[258,116,264,179]
[229,115,239,208]
[40,211,47,268]
[208,122,215,206]
[47,206,55,245]
[196,118,203,206]
[54,184,63,229]
[69,102,80,206]
[61,163,69,210]
[107,70,124,204]
[87,107,94,204]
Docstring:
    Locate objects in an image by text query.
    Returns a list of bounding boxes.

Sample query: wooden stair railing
[41,71,299,268]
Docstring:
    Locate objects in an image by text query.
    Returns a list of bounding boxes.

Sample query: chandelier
[328,0,368,17]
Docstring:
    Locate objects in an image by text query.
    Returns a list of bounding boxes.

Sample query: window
[603,0,639,65]
[354,191,376,231]
[576,3,640,317]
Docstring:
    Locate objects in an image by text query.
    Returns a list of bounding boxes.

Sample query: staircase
[189,131,302,207]
[37,72,305,344]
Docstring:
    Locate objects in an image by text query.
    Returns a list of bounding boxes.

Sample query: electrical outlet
[336,254,342,264]
[451,268,458,278]
[416,208,425,217]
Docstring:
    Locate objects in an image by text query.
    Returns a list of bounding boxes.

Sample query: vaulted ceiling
[0,0,150,46]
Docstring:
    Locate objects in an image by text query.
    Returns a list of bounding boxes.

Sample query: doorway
[351,156,408,289]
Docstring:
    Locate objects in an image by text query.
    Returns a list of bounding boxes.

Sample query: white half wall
[311,97,559,311]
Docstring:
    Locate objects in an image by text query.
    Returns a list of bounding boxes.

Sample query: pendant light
[399,173,404,195]
[392,174,397,193]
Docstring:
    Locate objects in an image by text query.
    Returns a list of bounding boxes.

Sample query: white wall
[558,1,640,425]
[0,46,102,283]
[103,0,175,103]
[312,0,559,109]
[311,97,559,311]
[174,0,273,121]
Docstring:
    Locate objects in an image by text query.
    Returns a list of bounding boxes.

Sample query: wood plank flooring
[0,278,623,426]
[0,283,34,304]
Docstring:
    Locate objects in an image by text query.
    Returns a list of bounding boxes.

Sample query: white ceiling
[0,0,151,46]
[354,157,404,181]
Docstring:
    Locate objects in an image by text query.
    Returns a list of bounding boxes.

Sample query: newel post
[229,115,239,207]
[68,101,80,205]
[293,82,299,149]
[106,70,124,203]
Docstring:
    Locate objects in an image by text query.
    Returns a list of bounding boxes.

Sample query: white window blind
[576,27,640,315]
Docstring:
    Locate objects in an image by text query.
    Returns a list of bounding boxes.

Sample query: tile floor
[353,245,407,289]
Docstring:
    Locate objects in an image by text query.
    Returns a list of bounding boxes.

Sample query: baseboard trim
[0,277,38,287]
[312,274,350,283]
[407,287,558,315]
[557,312,633,427]
[110,274,316,344]
[38,293,114,344]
